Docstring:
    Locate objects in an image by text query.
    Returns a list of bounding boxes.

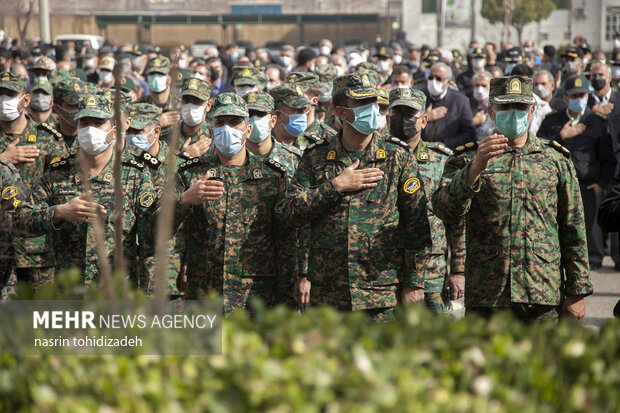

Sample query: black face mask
[389,113,419,141]
[591,76,607,91]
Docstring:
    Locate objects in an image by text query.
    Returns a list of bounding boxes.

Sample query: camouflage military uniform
[177,77,213,157]
[314,64,338,125]
[29,79,59,129]
[15,94,158,284]
[231,66,267,91]
[173,93,296,314]
[0,72,67,290]
[53,79,99,153]
[432,76,593,321]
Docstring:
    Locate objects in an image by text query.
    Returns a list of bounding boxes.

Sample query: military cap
[424,51,441,67]
[332,72,379,100]
[119,76,139,93]
[175,69,190,87]
[232,66,262,87]
[32,55,56,72]
[610,50,620,65]
[245,91,274,112]
[130,45,143,56]
[211,92,248,117]
[470,47,487,59]
[76,94,113,120]
[564,75,589,95]
[376,46,394,58]
[377,88,389,106]
[0,72,27,93]
[129,103,162,130]
[286,72,320,89]
[355,61,381,74]
[505,47,523,62]
[145,56,170,75]
[48,69,72,86]
[180,77,212,101]
[69,67,87,82]
[97,89,133,112]
[365,71,384,87]
[29,78,53,95]
[579,42,592,54]
[54,79,87,105]
[314,63,338,83]
[452,49,464,61]
[98,56,116,71]
[389,87,426,110]
[561,47,583,60]
[252,58,267,70]
[270,84,311,108]
[489,75,535,105]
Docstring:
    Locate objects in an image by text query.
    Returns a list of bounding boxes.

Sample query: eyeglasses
[427,76,445,82]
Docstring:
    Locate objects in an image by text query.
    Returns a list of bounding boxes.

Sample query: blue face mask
[348,102,380,135]
[213,124,245,157]
[127,130,155,151]
[284,113,308,137]
[495,109,529,139]
[568,96,588,113]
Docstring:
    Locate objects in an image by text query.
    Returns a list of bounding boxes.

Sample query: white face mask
[235,85,258,98]
[281,55,292,67]
[98,70,114,84]
[181,103,206,127]
[335,66,346,77]
[533,84,550,99]
[472,58,486,70]
[31,93,52,112]
[0,95,25,122]
[249,115,271,143]
[378,59,391,73]
[77,126,115,156]
[427,79,446,97]
[192,73,206,81]
[84,58,96,70]
[473,86,489,101]
[177,59,188,69]
[320,45,331,56]
[393,55,402,65]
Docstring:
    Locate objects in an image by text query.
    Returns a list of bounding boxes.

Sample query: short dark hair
[510,63,533,77]
[392,65,411,77]
[543,45,555,58]
[266,64,285,81]
[332,90,347,108]
[297,48,317,67]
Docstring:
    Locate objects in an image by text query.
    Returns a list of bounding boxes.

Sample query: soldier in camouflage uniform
[276,73,432,322]
[28,79,58,127]
[173,92,297,314]
[376,88,390,138]
[0,72,67,291]
[52,79,99,153]
[388,87,466,314]
[176,77,213,159]
[314,63,338,128]
[432,76,593,323]
[15,94,157,284]
[285,72,337,150]
[138,56,181,145]
[231,66,266,97]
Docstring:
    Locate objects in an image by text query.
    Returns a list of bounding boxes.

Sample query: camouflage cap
[98,56,116,71]
[180,77,212,101]
[119,76,139,92]
[76,94,113,120]
[211,92,248,117]
[564,75,589,95]
[29,78,53,95]
[286,72,320,90]
[489,75,535,105]
[252,58,268,70]
[270,84,311,108]
[32,55,57,72]
[175,69,190,87]
[388,87,426,110]
[0,72,27,93]
[54,79,87,105]
[145,56,171,75]
[333,72,379,100]
[355,61,381,74]
[129,102,162,130]
[376,46,394,58]
[232,66,262,86]
[48,69,72,86]
[245,91,274,112]
[131,44,143,56]
[314,63,338,83]
[377,88,389,106]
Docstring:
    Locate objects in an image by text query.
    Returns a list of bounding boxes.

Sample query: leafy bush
[1,271,619,412]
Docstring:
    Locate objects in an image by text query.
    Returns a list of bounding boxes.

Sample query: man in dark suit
[588,62,619,117]
[421,62,476,149]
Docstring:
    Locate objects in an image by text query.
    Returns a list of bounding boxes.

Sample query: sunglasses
[428,76,445,82]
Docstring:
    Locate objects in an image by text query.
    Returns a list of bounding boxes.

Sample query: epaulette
[265,158,287,174]
[39,122,63,140]
[305,132,321,143]
[49,152,74,167]
[138,151,161,169]
[178,157,202,171]
[385,136,411,151]
[426,142,453,156]
[178,150,193,161]
[547,139,570,158]
[544,109,557,118]
[123,158,145,171]
[453,141,478,156]
[305,139,330,151]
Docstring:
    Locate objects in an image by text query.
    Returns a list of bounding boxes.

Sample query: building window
[606,8,620,40]
[422,0,436,14]
[552,0,568,9]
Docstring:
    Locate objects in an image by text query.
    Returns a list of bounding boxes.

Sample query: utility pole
[502,0,512,43]
[39,0,51,43]
[437,0,446,47]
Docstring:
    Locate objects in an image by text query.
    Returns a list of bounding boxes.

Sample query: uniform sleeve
[397,152,432,288]
[172,170,194,230]
[556,157,593,297]
[446,218,466,275]
[12,173,57,236]
[275,151,343,228]
[431,154,480,225]
[133,169,159,290]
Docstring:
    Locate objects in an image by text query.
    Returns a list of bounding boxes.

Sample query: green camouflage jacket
[431,134,593,307]
[0,159,28,285]
[295,119,336,151]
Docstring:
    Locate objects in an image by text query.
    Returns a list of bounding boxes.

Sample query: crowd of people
[1,30,620,320]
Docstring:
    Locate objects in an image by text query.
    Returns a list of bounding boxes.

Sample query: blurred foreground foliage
[1,270,619,412]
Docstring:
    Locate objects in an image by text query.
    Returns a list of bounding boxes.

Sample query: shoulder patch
[547,139,571,158]
[385,136,411,151]
[178,157,202,171]
[38,122,63,140]
[265,158,287,174]
[123,158,145,171]
[305,138,329,151]
[453,141,478,156]
[139,151,161,169]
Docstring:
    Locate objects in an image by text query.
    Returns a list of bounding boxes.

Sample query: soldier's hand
[401,286,424,304]
[427,105,448,122]
[468,134,508,186]
[331,159,383,193]
[295,276,311,305]
[54,193,106,224]
[0,139,40,164]
[560,121,586,140]
[160,111,181,128]
[593,102,614,116]
[182,137,212,158]
[445,274,465,300]
[586,183,603,197]
[562,295,586,321]
[179,177,225,206]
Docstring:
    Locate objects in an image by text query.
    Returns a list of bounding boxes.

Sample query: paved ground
[450,256,620,328]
